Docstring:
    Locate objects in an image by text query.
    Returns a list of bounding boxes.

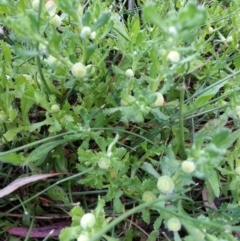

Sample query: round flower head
[98,157,111,170]
[168,26,177,36]
[142,191,157,202]
[80,26,92,38]
[71,62,87,78]
[45,0,56,16]
[157,175,175,194]
[125,69,134,78]
[208,26,214,34]
[32,0,40,10]
[80,213,96,229]
[47,55,59,67]
[152,92,164,107]
[181,160,195,173]
[90,31,96,40]
[0,26,4,35]
[226,36,233,43]
[235,166,240,175]
[50,14,62,28]
[167,217,181,232]
[167,51,180,63]
[39,42,48,55]
[121,95,136,106]
[51,104,60,112]
[77,234,90,241]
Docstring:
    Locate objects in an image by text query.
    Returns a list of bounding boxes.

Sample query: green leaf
[147,230,159,241]
[92,11,111,31]
[26,139,67,165]
[213,128,240,150]
[141,162,160,178]
[1,40,11,65]
[113,197,124,213]
[70,206,85,226]
[82,11,91,26]
[160,146,180,176]
[207,171,220,198]
[3,127,24,142]
[151,109,169,123]
[47,185,70,204]
[83,43,97,62]
[59,226,80,241]
[57,0,78,19]
[143,4,162,28]
[211,128,231,148]
[142,208,150,224]
[21,95,35,124]
[0,152,26,165]
[153,216,162,230]
[194,81,226,106]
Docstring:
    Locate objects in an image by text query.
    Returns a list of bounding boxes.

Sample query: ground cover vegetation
[1,0,240,240]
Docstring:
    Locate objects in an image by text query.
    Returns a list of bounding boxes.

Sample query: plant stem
[178,83,187,160]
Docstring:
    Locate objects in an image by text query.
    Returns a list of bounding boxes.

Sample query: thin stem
[178,83,187,160]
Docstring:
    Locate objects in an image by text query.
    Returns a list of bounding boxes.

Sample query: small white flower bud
[157,175,175,194]
[77,234,90,241]
[90,31,96,40]
[168,26,177,35]
[142,191,157,202]
[167,51,180,63]
[125,69,134,78]
[80,26,92,38]
[182,160,195,173]
[235,166,240,175]
[71,62,87,78]
[32,0,40,10]
[80,213,96,229]
[98,157,111,169]
[208,26,214,34]
[167,217,181,232]
[51,104,60,112]
[152,92,164,107]
[47,55,59,67]
[226,36,233,43]
[0,26,4,35]
[45,0,56,16]
[50,14,62,27]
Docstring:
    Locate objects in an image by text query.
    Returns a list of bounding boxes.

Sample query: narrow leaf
[0,173,61,198]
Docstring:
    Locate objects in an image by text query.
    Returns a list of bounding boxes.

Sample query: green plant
[1,0,240,240]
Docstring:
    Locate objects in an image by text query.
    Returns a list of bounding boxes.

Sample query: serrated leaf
[147,230,159,241]
[153,216,162,230]
[160,146,180,176]
[142,208,150,224]
[70,206,85,226]
[21,95,35,124]
[3,127,24,141]
[113,197,124,213]
[59,226,80,241]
